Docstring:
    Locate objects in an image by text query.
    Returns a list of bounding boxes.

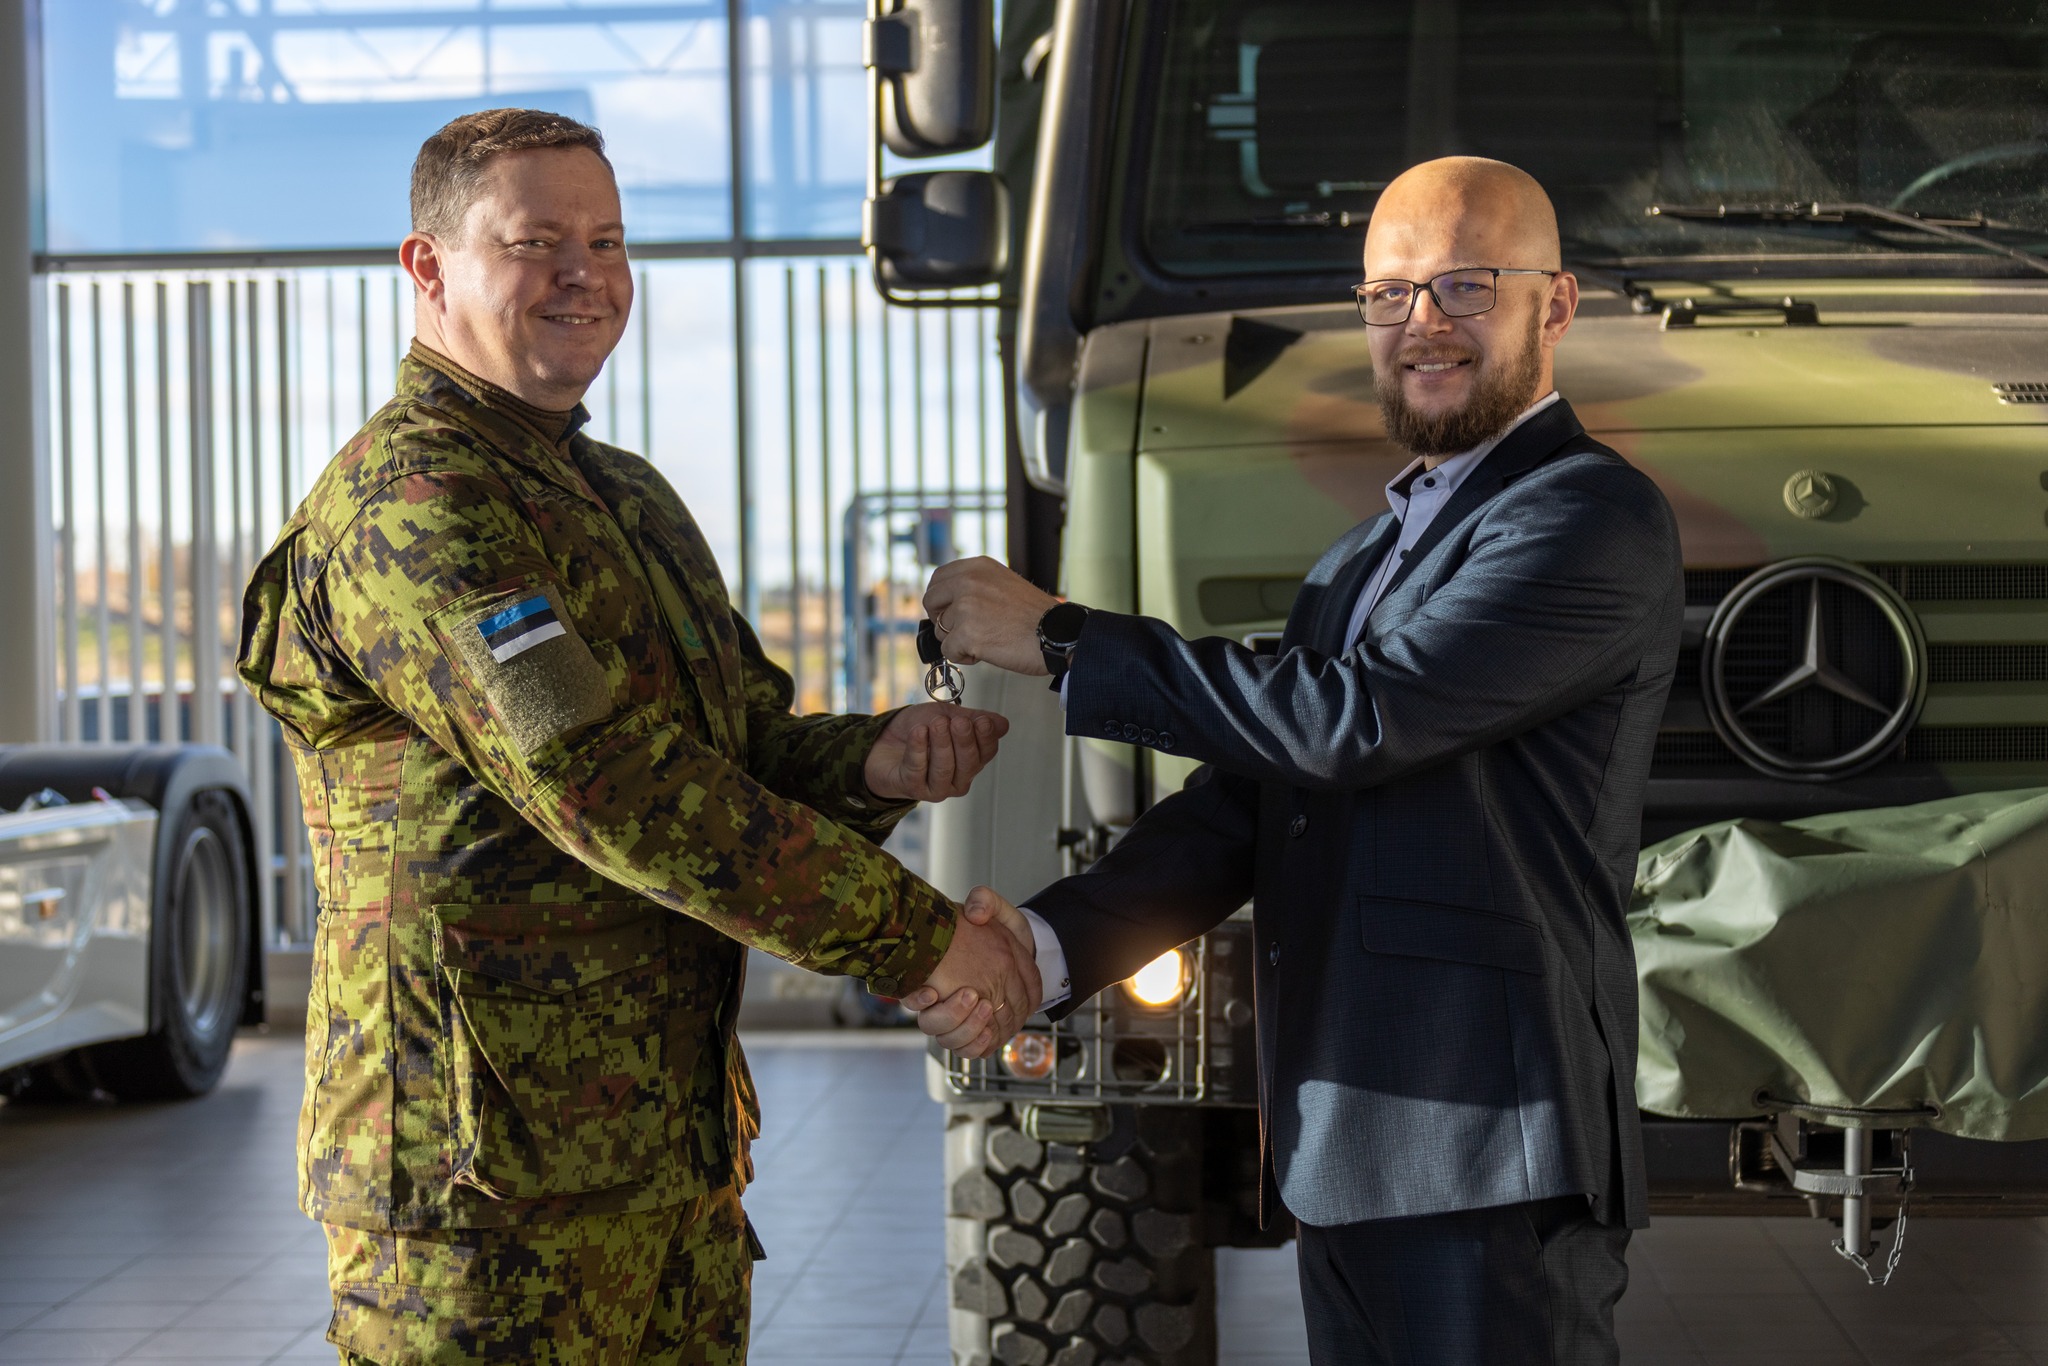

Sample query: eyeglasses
[1353,268,1558,326]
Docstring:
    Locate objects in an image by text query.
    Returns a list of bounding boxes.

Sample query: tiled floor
[2,1032,2046,1365]
[0,1036,330,1365]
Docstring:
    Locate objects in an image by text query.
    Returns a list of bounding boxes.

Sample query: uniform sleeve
[323,467,953,996]
[727,612,916,843]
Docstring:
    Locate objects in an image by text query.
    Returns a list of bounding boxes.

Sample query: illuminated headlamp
[1000,1031,1057,1081]
[1121,948,1189,1007]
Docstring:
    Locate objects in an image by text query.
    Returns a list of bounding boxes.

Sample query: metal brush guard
[941,936,1210,1102]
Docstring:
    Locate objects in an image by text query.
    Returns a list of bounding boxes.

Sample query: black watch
[1037,602,1091,680]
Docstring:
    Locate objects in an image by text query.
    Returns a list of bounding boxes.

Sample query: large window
[33,1,1005,936]
[42,0,879,254]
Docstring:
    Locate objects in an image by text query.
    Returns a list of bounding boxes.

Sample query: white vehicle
[0,746,262,1101]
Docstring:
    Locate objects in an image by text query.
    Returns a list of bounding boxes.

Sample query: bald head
[1360,158,1578,461]
[1364,157,1561,278]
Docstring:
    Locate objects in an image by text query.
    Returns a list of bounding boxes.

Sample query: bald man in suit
[913,158,1684,1365]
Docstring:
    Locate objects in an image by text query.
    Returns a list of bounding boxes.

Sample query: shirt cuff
[1018,904,1073,1011]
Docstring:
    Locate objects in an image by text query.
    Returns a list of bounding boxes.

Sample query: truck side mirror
[865,171,1010,289]
[865,0,996,156]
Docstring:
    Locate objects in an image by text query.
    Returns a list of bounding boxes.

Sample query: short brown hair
[410,108,612,239]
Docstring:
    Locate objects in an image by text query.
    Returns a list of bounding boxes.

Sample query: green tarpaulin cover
[1631,788,2048,1141]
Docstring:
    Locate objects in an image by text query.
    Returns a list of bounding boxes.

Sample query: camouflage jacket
[238,351,955,1232]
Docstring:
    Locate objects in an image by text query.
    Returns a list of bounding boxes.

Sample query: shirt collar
[409,340,591,448]
[1384,390,1561,521]
[399,348,606,510]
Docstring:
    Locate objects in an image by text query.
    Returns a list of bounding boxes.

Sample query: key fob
[916,618,964,704]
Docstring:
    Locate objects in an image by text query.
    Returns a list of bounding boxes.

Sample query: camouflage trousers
[324,1186,756,1365]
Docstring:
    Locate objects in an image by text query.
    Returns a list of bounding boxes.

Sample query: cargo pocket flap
[1359,897,1545,976]
[433,903,663,995]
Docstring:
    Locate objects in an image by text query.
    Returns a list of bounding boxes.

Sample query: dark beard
[1374,319,1545,457]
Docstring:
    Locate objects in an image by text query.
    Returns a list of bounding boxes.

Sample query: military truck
[0,746,264,1102]
[860,1,2048,1360]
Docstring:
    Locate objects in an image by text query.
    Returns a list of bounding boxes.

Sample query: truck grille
[1667,564,2048,776]
[1906,726,2048,764]
[1684,568,1751,606]
[1930,644,2048,685]
[1657,726,2048,767]
[1685,564,2048,605]
[1869,563,2048,601]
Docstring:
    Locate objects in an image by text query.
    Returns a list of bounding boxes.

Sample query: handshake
[900,885,1039,1058]
[894,555,1076,1055]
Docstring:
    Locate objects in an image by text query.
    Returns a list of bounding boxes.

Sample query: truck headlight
[1122,948,1188,1007]
[1000,1031,1057,1081]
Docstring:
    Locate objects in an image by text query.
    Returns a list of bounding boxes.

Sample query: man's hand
[864,703,1010,802]
[902,886,1040,1057]
[923,557,1060,676]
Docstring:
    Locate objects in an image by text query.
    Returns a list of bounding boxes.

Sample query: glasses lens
[1433,269,1497,317]
[1358,281,1413,325]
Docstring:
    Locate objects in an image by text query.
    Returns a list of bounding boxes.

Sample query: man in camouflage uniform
[238,108,1038,1365]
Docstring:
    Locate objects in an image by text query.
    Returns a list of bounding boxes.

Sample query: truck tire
[78,789,252,1099]
[946,1102,1217,1366]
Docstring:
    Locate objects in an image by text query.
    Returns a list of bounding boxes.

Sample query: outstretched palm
[863,703,1010,802]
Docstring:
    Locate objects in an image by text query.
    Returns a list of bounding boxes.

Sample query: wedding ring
[932,609,951,636]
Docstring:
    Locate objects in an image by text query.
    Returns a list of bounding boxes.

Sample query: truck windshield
[1139,0,2048,278]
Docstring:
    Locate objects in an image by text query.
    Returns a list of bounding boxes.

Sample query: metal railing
[44,259,1002,945]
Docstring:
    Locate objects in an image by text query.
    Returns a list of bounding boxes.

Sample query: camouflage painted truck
[859,0,2048,1360]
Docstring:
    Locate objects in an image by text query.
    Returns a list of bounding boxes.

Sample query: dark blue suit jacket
[1033,399,1682,1229]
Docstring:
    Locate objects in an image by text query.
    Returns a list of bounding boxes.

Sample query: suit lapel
[1368,398,1587,620]
[1316,516,1397,655]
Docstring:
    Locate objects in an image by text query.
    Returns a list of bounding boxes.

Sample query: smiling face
[1363,158,1578,459]
[403,146,631,410]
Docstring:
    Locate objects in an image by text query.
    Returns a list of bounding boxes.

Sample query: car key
[916,618,965,704]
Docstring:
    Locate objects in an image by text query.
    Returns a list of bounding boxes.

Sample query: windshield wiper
[1645,201,2048,277]
[1182,211,1364,233]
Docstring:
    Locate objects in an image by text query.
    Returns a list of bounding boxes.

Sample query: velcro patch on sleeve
[442,584,615,757]
[476,595,568,662]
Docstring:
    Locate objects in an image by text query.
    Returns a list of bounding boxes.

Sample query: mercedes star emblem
[1701,557,1927,781]
[1783,469,1839,519]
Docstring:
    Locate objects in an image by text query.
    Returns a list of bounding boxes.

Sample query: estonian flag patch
[477,595,568,662]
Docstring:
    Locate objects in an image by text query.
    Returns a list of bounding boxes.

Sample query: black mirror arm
[864,12,916,75]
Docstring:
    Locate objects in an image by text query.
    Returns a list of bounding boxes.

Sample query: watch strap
[1037,603,1090,680]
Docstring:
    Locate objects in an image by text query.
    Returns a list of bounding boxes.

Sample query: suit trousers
[1294,1195,1630,1366]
